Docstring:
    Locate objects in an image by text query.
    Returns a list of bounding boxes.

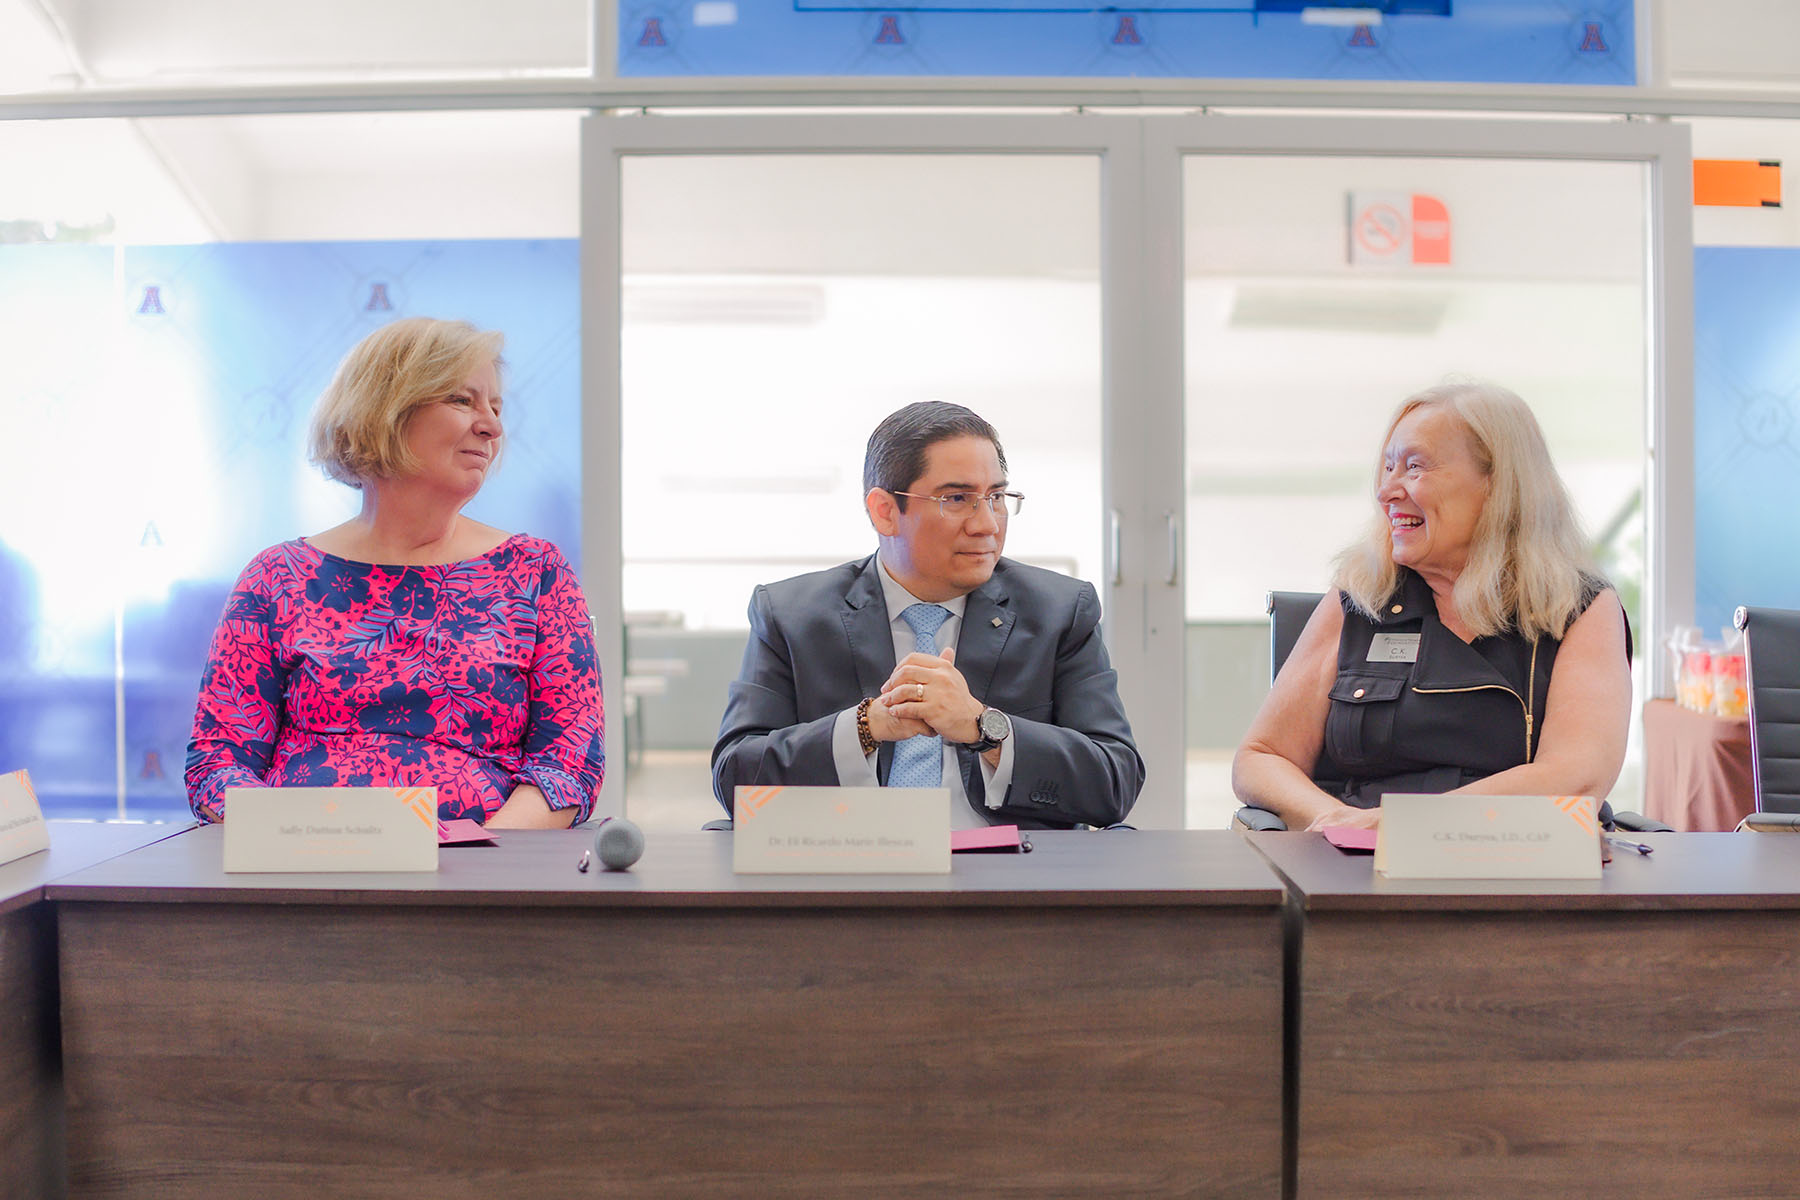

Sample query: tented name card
[0,769,50,867]
[223,787,439,873]
[1376,794,1601,880]
[733,786,951,874]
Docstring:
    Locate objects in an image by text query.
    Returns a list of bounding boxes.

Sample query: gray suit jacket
[710,555,1145,829]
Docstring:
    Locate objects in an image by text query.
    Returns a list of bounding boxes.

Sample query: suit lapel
[840,555,896,700]
[950,570,1014,811]
[955,569,1015,705]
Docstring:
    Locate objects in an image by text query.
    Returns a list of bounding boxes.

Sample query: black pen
[1605,835,1653,856]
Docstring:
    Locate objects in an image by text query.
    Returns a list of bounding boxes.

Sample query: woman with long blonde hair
[1232,382,1631,831]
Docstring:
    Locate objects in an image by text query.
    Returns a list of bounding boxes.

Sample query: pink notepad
[437,818,496,846]
[1321,825,1378,853]
[952,824,1024,853]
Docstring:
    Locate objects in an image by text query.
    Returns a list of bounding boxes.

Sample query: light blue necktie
[887,603,951,788]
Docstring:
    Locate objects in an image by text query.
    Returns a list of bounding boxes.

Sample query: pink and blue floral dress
[185,535,603,824]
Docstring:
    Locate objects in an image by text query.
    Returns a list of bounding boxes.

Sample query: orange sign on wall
[1694,160,1781,208]
[1410,195,1451,264]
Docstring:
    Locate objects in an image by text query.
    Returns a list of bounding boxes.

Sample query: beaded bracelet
[855,697,877,756]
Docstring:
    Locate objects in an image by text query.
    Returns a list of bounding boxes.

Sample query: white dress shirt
[829,553,1016,829]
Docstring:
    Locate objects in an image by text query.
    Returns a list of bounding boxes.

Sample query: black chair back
[1267,590,1325,682]
[1230,591,1329,831]
[1735,606,1800,814]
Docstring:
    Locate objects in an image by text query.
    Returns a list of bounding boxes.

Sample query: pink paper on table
[951,824,1022,852]
[437,818,496,846]
[1321,825,1378,853]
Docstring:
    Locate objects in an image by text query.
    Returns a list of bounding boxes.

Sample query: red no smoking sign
[1354,202,1407,257]
[1348,191,1452,267]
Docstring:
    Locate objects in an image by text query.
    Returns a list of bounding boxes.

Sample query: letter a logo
[1348,24,1377,48]
[1113,16,1143,46]
[138,286,164,315]
[875,15,904,44]
[366,282,393,312]
[638,18,666,48]
[1578,22,1608,53]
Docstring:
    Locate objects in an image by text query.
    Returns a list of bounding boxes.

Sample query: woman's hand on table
[1305,805,1382,833]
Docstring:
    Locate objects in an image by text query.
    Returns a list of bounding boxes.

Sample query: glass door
[584,112,1690,830]
[586,115,1136,829]
[1152,117,1691,828]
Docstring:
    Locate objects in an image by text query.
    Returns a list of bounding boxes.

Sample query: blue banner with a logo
[619,0,1633,83]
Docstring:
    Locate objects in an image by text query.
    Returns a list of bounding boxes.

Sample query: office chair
[1232,590,1670,833]
[1266,590,1322,687]
[1734,605,1800,816]
[1231,592,1325,831]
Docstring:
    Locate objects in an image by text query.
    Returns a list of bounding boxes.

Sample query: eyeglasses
[891,490,1025,519]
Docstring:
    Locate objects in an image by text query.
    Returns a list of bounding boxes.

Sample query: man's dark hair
[863,402,1008,512]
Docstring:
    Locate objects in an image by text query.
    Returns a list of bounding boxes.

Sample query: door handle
[1109,509,1122,586]
[1165,511,1179,586]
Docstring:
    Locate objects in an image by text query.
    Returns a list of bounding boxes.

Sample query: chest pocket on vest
[1325,672,1407,771]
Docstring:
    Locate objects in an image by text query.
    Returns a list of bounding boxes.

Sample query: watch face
[979,708,1009,742]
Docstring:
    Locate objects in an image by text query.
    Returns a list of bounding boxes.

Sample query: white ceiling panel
[0,1,78,91]
[1663,0,1800,92]
[43,0,587,84]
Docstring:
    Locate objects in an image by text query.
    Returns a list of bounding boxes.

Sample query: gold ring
[916,683,925,700]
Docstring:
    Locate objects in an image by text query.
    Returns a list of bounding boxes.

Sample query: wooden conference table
[0,821,189,1200]
[50,828,1285,1199]
[1251,830,1800,1200]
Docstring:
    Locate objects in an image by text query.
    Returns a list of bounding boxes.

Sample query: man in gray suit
[711,402,1144,829]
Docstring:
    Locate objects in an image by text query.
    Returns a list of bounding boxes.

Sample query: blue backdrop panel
[619,0,1633,84]
[0,239,579,819]
[1694,247,1800,635]
[0,245,119,817]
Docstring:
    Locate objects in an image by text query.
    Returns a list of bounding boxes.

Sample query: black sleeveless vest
[1318,568,1617,809]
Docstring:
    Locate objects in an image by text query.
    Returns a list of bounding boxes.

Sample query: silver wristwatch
[969,707,1011,753]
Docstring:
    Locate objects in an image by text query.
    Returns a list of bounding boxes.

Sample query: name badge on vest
[1367,632,1421,663]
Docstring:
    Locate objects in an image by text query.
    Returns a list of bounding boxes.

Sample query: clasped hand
[1304,805,1381,833]
[868,647,984,745]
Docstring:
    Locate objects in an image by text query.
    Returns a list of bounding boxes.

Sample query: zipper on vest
[1524,638,1537,758]
[1411,637,1540,765]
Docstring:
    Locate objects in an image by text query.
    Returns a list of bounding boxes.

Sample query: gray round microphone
[593,817,645,871]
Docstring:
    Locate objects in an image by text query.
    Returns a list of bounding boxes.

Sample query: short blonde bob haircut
[307,317,504,488]
[1333,381,1595,642]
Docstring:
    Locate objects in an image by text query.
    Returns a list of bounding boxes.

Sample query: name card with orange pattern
[733,785,951,874]
[0,769,50,867]
[1376,793,1601,880]
[223,786,439,873]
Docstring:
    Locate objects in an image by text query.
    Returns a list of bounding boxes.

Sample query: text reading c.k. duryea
[1431,831,1552,843]
[768,835,918,848]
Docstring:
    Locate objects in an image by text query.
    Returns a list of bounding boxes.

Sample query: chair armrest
[1232,806,1289,832]
[701,818,734,832]
[1610,810,1674,834]
[1738,811,1800,832]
